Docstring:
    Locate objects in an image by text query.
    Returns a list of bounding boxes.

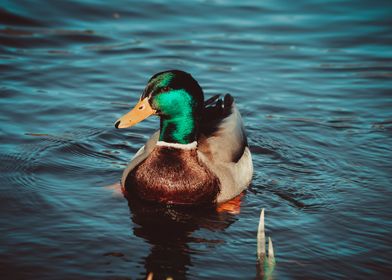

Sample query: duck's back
[124,146,220,205]
[197,94,253,203]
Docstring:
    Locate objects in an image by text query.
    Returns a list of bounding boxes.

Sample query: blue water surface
[1,0,391,279]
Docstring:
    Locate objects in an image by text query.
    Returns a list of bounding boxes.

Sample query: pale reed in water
[257,208,276,279]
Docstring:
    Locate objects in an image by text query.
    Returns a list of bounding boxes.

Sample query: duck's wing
[121,130,159,186]
[199,94,248,163]
[198,94,253,203]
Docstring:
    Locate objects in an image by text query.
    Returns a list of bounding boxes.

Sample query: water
[1,0,391,279]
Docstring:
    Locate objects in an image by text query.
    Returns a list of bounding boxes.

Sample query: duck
[114,70,253,206]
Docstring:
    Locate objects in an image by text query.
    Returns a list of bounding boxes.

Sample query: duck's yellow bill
[114,98,156,129]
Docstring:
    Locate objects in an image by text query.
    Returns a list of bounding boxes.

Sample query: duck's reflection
[127,197,238,280]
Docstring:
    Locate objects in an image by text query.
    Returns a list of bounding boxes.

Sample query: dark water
[1,0,392,279]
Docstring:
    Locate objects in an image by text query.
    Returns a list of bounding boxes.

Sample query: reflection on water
[128,198,237,279]
[1,0,392,279]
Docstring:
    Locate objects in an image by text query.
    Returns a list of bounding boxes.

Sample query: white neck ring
[156,141,197,150]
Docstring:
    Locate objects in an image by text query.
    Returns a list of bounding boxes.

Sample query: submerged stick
[268,237,276,267]
[257,208,276,279]
[146,272,173,280]
[257,208,266,261]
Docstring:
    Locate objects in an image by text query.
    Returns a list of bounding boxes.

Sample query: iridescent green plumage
[150,72,174,89]
[154,89,196,144]
[144,71,203,144]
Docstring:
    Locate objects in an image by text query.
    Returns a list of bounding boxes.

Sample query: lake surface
[1,0,391,279]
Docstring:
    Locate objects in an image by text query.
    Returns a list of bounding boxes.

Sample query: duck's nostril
[114,120,120,129]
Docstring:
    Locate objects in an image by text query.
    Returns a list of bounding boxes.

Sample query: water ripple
[1,0,391,279]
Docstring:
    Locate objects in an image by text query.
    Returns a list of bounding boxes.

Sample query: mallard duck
[115,70,253,205]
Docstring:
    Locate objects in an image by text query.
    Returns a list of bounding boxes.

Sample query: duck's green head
[115,70,204,144]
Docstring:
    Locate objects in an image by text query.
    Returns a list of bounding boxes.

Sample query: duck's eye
[162,86,170,92]
[138,104,145,110]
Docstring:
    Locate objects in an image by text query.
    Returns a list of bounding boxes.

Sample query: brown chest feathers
[124,147,221,205]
